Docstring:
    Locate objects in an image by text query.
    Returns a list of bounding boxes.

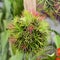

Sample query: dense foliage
[10,0,24,16]
[37,0,60,20]
[0,0,60,60]
[9,11,50,54]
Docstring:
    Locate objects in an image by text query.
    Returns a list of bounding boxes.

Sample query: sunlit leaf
[54,35,60,48]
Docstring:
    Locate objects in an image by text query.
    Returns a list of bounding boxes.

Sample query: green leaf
[1,30,10,50]
[0,30,10,60]
[4,0,12,19]
[48,53,56,60]
[9,52,23,60]
[54,35,60,48]
[12,0,23,16]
